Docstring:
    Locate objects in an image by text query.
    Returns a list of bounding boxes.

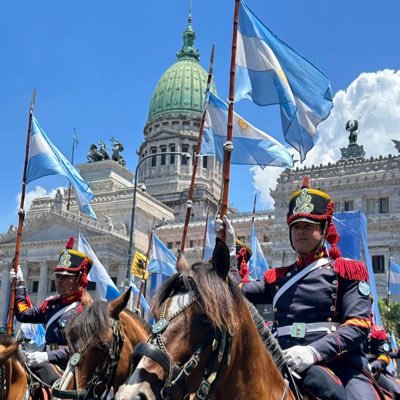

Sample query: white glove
[26,351,49,367]
[283,345,320,373]
[214,216,236,256]
[9,266,24,285]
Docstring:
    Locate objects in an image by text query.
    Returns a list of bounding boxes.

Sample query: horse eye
[200,316,211,325]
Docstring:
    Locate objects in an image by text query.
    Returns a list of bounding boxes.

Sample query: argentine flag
[389,259,400,295]
[78,233,120,301]
[26,116,97,219]
[235,0,333,161]
[130,277,150,313]
[147,234,177,277]
[202,218,216,262]
[201,93,293,168]
[249,224,269,279]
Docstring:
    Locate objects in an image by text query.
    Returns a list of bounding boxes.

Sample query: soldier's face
[290,221,323,254]
[55,274,78,295]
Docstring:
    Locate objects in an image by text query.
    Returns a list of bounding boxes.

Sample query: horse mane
[151,262,243,334]
[65,301,151,353]
[0,334,23,364]
[244,299,286,372]
[65,301,110,352]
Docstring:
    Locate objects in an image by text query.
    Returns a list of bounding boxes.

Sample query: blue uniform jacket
[231,253,371,368]
[15,286,82,366]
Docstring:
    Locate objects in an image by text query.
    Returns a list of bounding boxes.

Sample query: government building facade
[1,14,399,326]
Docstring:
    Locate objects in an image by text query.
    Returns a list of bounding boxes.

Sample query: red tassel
[66,236,75,249]
[237,247,250,283]
[371,325,387,341]
[264,266,291,284]
[326,221,342,259]
[334,258,369,281]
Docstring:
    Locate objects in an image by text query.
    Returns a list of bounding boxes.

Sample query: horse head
[116,239,291,400]
[53,289,150,399]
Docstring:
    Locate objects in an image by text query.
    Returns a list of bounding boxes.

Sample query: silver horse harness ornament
[132,291,233,400]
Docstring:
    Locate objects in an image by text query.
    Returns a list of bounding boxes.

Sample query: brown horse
[52,288,150,399]
[116,239,296,400]
[0,335,27,400]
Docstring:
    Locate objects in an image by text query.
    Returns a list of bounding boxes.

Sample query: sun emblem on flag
[238,118,248,130]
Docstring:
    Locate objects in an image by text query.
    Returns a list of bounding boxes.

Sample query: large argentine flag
[27,116,97,219]
[249,224,269,279]
[147,234,177,277]
[78,233,120,301]
[389,259,400,295]
[235,0,333,161]
[201,93,293,168]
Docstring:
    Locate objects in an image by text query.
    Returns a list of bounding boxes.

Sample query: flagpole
[136,225,154,311]
[67,128,77,211]
[386,257,392,332]
[251,194,257,226]
[201,204,211,261]
[7,89,36,335]
[220,0,240,218]
[180,44,215,253]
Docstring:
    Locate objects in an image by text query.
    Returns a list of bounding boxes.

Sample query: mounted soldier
[216,176,387,399]
[10,237,93,386]
[366,324,400,398]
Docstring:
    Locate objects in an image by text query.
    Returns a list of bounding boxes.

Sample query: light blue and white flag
[202,218,216,262]
[78,233,120,301]
[147,234,177,276]
[235,0,333,161]
[389,259,400,295]
[27,116,97,219]
[130,276,150,313]
[249,224,269,279]
[201,93,293,168]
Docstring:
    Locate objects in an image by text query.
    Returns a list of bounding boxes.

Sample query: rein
[132,292,233,400]
[52,317,124,399]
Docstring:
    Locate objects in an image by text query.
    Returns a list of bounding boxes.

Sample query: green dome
[147,14,217,123]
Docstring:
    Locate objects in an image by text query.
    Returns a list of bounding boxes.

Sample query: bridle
[52,317,124,399]
[132,291,233,400]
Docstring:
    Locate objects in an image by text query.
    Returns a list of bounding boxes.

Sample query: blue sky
[1,0,400,232]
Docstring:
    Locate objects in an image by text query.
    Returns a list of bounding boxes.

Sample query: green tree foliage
[378,299,400,342]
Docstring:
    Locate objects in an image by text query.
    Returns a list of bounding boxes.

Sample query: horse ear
[176,250,190,272]
[212,238,231,279]
[108,287,131,320]
[0,342,20,363]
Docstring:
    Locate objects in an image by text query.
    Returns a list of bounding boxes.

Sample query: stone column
[37,261,48,305]
[0,262,10,328]
[117,264,126,291]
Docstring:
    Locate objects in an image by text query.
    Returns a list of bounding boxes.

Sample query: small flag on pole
[132,251,149,280]
[147,234,177,277]
[249,225,269,279]
[235,0,333,161]
[203,218,216,262]
[73,129,79,149]
[27,116,97,219]
[78,233,120,301]
[201,93,293,168]
[389,259,400,295]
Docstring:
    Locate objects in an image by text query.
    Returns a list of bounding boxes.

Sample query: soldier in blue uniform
[9,236,93,384]
[366,324,400,398]
[217,177,383,399]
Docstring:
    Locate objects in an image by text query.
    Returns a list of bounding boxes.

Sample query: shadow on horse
[0,335,27,400]
[52,288,150,399]
[116,239,297,400]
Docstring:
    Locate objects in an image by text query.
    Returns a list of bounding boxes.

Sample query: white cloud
[16,186,64,212]
[252,69,400,208]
